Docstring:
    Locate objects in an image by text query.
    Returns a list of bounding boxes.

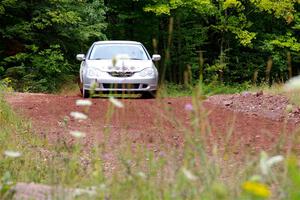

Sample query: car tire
[142,91,156,99]
[83,89,90,98]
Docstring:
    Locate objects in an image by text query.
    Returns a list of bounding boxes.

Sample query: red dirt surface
[4,92,300,169]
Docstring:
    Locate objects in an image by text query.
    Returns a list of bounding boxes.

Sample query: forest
[0,0,300,92]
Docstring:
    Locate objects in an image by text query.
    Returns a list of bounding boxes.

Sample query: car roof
[93,40,142,45]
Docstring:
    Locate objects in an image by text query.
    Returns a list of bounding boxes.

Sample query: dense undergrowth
[1,85,300,199]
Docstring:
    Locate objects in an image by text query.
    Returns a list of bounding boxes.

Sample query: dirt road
[5,92,300,164]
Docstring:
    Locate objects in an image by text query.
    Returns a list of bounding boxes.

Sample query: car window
[89,44,149,60]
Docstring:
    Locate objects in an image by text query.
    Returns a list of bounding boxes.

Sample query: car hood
[86,60,153,72]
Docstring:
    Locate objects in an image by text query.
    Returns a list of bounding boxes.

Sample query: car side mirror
[76,54,86,61]
[152,54,161,61]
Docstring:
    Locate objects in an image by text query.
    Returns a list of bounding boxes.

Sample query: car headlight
[139,68,155,77]
[86,68,103,78]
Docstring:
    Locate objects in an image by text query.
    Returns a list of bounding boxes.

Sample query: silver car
[76,41,160,98]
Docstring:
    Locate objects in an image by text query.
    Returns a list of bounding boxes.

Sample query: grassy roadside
[160,82,294,98]
[0,93,49,192]
[1,85,300,199]
[161,82,252,97]
[0,92,105,197]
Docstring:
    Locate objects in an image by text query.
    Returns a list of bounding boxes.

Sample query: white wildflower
[112,54,129,66]
[4,150,22,158]
[76,99,92,106]
[73,187,97,197]
[99,184,106,191]
[69,131,86,138]
[137,172,147,179]
[70,111,88,120]
[260,151,284,175]
[284,76,300,91]
[182,167,198,181]
[109,97,124,108]
[266,155,284,167]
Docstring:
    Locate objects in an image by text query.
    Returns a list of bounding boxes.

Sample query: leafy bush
[2,45,71,92]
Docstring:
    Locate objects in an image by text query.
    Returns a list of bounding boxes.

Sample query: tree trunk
[287,51,292,79]
[198,50,205,83]
[266,57,273,85]
[161,16,174,82]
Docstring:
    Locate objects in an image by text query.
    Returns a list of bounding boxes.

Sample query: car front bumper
[83,76,158,92]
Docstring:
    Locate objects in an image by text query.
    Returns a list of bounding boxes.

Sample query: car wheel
[83,89,90,98]
[142,91,156,99]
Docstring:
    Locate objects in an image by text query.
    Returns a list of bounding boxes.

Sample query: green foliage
[250,0,297,22]
[161,82,251,97]
[223,0,242,10]
[0,0,106,92]
[144,4,172,15]
[134,0,300,85]
[287,156,300,199]
[202,82,251,95]
[0,77,13,92]
[269,33,300,52]
[160,83,192,97]
[293,12,300,29]
[232,29,256,47]
[144,0,187,15]
[2,45,71,92]
[0,171,14,199]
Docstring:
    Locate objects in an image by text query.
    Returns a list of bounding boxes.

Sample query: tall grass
[158,82,252,98]
[0,84,300,199]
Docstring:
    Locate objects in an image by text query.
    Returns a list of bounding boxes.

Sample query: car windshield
[89,44,149,60]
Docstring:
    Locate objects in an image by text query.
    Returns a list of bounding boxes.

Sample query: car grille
[102,83,140,89]
[108,71,135,77]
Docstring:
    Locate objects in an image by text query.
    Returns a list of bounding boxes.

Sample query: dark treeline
[1,0,300,92]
